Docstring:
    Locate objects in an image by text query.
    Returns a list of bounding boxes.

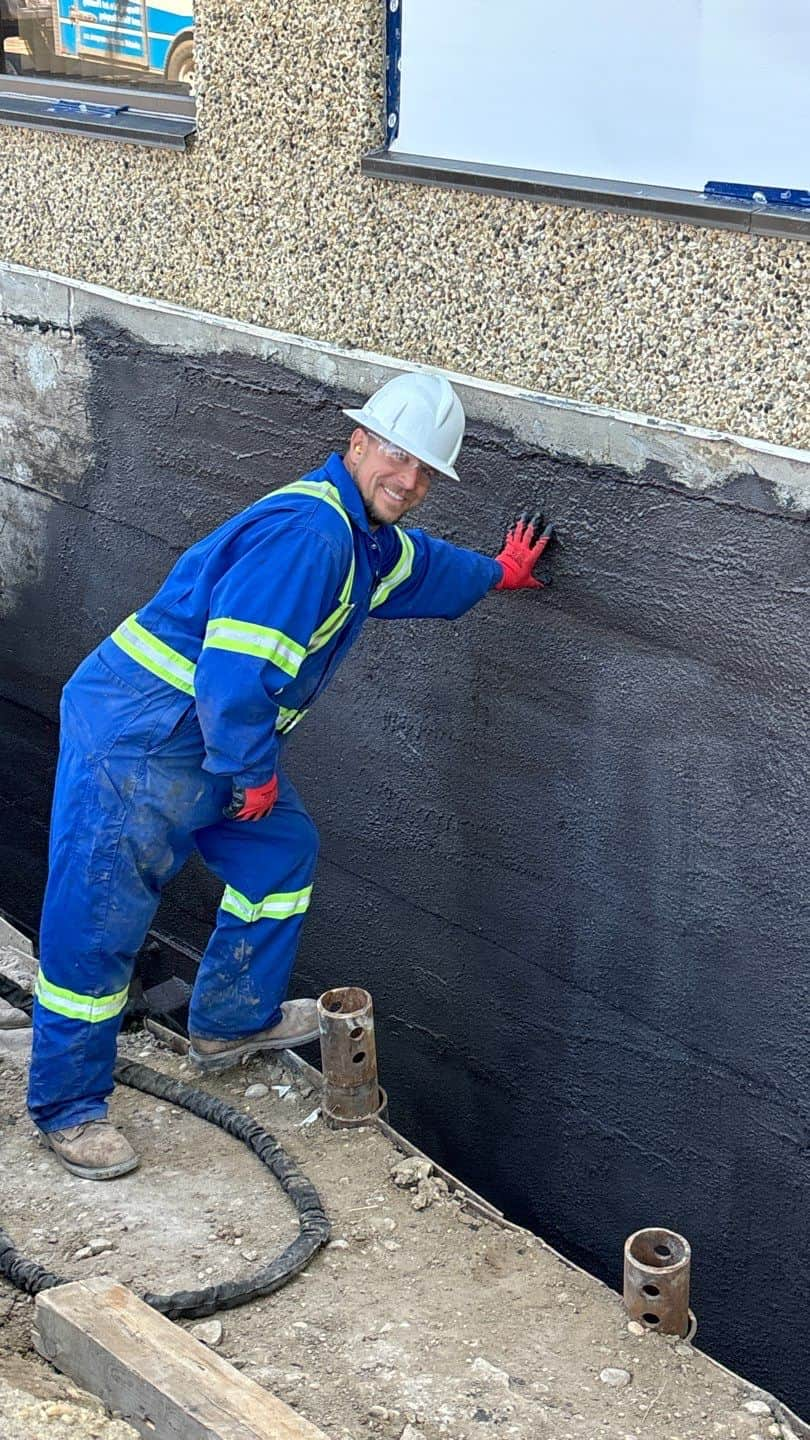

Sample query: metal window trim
[0,72,194,115]
[361,149,810,241]
[0,72,195,148]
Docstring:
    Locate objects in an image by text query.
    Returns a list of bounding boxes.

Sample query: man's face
[346,429,436,528]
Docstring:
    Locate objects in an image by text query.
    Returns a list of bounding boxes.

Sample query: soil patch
[0,1017,803,1440]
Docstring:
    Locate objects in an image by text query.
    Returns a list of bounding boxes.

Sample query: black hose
[0,973,34,1017]
[0,974,330,1320]
[117,1059,330,1319]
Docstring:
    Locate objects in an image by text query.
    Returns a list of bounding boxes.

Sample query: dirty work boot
[38,1119,139,1181]
[188,998,320,1073]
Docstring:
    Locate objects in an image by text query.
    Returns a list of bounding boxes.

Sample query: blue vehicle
[2,0,194,87]
[53,0,194,85]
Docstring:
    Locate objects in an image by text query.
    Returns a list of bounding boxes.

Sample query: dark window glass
[0,0,194,93]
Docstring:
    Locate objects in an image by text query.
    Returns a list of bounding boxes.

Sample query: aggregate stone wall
[0,293,808,1417]
[0,0,808,449]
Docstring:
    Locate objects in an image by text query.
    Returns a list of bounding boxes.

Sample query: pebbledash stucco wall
[0,0,809,449]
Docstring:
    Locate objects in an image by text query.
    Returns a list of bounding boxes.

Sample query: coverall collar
[325,452,375,536]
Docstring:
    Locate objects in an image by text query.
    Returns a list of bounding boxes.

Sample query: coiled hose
[0,972,330,1320]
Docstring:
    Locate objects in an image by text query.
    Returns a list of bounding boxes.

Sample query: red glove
[494,512,556,590]
[224,774,279,822]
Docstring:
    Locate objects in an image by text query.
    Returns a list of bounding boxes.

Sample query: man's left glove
[224,773,279,822]
[494,512,556,590]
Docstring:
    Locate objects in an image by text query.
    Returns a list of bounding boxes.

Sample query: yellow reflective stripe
[220,884,313,923]
[370,528,416,610]
[110,614,196,697]
[308,597,354,655]
[269,479,348,531]
[276,706,308,733]
[35,970,129,1024]
[204,618,306,678]
[112,481,359,700]
[267,481,357,652]
[338,553,355,609]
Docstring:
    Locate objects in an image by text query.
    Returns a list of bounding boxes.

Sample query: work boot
[188,998,320,1073]
[38,1119,139,1181]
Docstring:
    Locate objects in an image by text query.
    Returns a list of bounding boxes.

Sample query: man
[28,371,555,1180]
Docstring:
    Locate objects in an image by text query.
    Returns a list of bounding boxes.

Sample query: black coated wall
[1,319,808,1415]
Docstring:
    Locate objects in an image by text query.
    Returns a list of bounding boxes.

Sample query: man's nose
[394,458,420,489]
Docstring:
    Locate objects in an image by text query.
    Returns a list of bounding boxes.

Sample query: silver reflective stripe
[203,618,306,678]
[220,884,313,923]
[110,614,196,696]
[370,528,416,610]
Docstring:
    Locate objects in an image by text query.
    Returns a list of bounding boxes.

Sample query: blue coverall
[28,453,501,1132]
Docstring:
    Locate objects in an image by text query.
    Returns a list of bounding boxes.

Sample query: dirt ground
[0,948,806,1440]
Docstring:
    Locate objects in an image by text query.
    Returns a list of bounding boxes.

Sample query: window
[364,0,810,237]
[0,0,195,147]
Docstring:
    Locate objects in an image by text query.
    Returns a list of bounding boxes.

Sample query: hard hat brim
[342,408,460,482]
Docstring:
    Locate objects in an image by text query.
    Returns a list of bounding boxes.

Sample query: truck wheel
[165,37,194,87]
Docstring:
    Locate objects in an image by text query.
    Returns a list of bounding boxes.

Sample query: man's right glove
[224,774,279,822]
[494,512,556,590]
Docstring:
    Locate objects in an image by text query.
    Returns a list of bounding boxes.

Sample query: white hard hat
[343,372,465,481]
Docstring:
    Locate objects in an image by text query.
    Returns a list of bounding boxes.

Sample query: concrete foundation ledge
[1,260,809,516]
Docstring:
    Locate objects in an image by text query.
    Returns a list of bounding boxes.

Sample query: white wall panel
[393,1,810,192]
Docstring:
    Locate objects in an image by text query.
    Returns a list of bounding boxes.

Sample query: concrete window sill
[362,149,810,240]
[0,76,194,150]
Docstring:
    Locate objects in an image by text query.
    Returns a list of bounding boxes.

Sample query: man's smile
[380,483,408,504]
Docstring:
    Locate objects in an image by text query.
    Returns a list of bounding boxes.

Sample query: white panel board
[393,0,810,192]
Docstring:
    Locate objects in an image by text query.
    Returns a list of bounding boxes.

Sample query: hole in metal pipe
[642,1312,661,1326]
[654,1245,672,1258]
[349,1026,363,1040]
[352,1051,366,1064]
[642,1284,661,1297]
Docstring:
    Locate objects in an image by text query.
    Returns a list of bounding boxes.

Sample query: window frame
[0,11,194,150]
[365,3,809,240]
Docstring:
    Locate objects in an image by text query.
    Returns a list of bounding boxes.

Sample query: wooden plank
[34,1279,331,1440]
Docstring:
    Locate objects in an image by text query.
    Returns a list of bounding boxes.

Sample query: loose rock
[88,1238,115,1256]
[742,1401,773,1416]
[600,1367,632,1387]
[368,1214,396,1234]
[73,1237,115,1261]
[244,1083,269,1099]
[470,1356,511,1388]
[411,1176,449,1211]
[190,1319,223,1347]
[391,1156,432,1188]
